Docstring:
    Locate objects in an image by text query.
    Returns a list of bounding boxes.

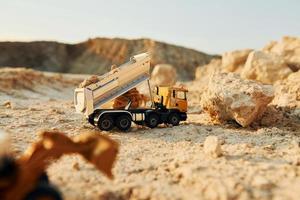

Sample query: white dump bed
[74,53,151,117]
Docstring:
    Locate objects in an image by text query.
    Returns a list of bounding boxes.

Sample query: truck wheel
[168,113,180,126]
[24,183,62,200]
[98,115,114,131]
[116,115,131,131]
[88,113,95,126]
[146,114,159,128]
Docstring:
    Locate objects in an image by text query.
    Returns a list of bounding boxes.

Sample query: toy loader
[0,130,119,200]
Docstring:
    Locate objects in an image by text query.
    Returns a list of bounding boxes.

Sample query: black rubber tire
[24,183,62,200]
[38,172,49,183]
[115,115,132,131]
[98,115,114,131]
[146,114,159,128]
[168,113,180,126]
[134,121,144,126]
[0,156,18,189]
[88,113,95,126]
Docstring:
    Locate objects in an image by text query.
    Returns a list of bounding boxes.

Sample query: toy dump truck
[74,53,188,131]
[0,130,118,200]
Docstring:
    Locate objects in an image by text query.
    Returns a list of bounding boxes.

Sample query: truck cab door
[173,90,187,112]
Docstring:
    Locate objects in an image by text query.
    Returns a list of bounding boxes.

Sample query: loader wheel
[0,156,18,190]
[38,172,49,184]
[168,113,180,126]
[146,114,159,128]
[24,183,62,200]
[116,115,131,131]
[98,115,114,131]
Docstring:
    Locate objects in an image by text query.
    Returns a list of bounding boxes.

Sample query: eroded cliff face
[0,38,216,80]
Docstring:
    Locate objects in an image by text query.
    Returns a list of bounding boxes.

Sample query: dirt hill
[0,38,216,80]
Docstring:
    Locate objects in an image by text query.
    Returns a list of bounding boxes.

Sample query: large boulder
[272,71,300,108]
[222,49,252,73]
[201,73,274,127]
[263,36,300,71]
[151,64,177,86]
[241,51,293,84]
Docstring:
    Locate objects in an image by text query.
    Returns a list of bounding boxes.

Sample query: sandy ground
[1,71,300,200]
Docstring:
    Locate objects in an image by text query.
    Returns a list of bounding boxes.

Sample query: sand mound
[0,67,80,94]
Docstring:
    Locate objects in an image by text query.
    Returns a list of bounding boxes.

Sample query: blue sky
[0,0,299,53]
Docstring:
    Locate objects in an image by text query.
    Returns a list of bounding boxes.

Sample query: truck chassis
[89,108,187,131]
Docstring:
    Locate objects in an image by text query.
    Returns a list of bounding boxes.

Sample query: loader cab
[153,86,188,112]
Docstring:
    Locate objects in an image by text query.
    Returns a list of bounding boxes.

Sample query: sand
[0,69,300,200]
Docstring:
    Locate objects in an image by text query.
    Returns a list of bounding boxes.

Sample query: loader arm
[3,131,118,200]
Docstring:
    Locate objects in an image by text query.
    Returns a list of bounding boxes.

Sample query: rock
[272,71,300,108]
[79,75,100,88]
[252,176,273,190]
[263,36,300,71]
[204,136,222,158]
[195,59,222,80]
[291,139,300,149]
[2,100,25,110]
[258,106,285,127]
[201,73,274,127]
[2,100,12,108]
[222,49,252,73]
[241,51,293,84]
[73,162,80,170]
[291,157,300,166]
[151,64,177,86]
[113,88,149,109]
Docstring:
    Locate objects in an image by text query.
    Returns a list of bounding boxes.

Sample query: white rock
[195,59,222,81]
[241,51,293,84]
[201,73,274,127]
[252,176,273,189]
[222,49,252,73]
[151,64,177,86]
[204,136,222,158]
[263,36,300,71]
[272,71,300,108]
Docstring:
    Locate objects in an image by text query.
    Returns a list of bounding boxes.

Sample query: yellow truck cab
[153,86,188,113]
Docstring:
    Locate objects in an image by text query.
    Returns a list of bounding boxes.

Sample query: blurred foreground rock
[151,64,177,86]
[201,73,274,127]
[241,51,293,84]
